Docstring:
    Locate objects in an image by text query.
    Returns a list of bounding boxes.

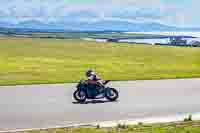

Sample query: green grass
[0,37,200,86]
[17,121,200,133]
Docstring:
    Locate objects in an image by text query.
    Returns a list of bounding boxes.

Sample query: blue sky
[0,0,199,27]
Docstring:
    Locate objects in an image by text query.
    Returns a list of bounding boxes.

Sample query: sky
[0,0,199,27]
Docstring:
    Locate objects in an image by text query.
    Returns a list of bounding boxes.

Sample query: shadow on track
[72,100,118,104]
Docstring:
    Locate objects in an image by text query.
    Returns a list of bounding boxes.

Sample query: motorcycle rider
[85,69,102,97]
[86,69,101,83]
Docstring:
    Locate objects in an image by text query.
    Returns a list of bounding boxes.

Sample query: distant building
[190,41,200,47]
[107,38,119,42]
[169,37,187,45]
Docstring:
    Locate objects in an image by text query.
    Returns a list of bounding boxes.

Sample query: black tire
[105,88,119,101]
[73,90,86,103]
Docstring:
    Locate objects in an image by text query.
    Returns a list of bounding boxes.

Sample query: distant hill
[1,20,200,32]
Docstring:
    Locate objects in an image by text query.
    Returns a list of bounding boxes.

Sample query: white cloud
[0,0,199,27]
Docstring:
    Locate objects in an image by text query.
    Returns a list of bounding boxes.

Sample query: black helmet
[86,69,93,77]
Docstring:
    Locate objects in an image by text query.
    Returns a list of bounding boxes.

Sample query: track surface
[0,79,200,131]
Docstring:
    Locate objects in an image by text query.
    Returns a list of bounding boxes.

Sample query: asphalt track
[0,79,200,131]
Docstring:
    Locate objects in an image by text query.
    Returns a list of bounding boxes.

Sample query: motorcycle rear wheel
[73,90,87,103]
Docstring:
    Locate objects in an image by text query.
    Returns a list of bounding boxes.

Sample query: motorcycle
[73,80,119,103]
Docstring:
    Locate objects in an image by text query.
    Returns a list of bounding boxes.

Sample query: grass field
[0,37,200,85]
[18,121,200,133]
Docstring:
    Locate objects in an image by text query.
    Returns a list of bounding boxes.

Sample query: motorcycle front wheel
[73,90,87,103]
[105,88,119,101]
